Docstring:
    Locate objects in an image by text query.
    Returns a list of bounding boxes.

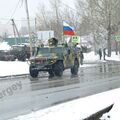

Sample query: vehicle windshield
[37,47,50,55]
[12,46,24,51]
[50,47,63,53]
[36,47,63,55]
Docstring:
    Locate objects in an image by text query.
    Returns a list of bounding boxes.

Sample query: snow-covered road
[0,51,120,120]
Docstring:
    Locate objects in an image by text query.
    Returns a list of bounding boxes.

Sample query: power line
[5,0,22,25]
[60,1,83,17]
[0,18,34,22]
[20,0,24,7]
[61,1,77,13]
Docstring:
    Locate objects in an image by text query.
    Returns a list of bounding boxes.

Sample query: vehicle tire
[53,61,64,77]
[22,56,26,61]
[29,65,38,78]
[71,59,79,75]
[48,69,54,78]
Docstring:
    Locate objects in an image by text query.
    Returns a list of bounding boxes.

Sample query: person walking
[103,48,106,60]
[98,49,102,60]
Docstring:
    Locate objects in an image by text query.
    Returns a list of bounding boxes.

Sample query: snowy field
[0,51,120,120]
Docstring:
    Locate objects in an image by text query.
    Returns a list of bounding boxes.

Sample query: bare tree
[76,0,120,55]
[49,0,62,38]
[36,3,51,31]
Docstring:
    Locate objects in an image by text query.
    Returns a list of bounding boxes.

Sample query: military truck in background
[11,44,32,61]
[0,50,15,61]
[0,44,32,61]
[29,38,80,78]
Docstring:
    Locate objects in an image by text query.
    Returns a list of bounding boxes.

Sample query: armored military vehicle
[11,44,32,61]
[0,50,15,61]
[29,38,80,78]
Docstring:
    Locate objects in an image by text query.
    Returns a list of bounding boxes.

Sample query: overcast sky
[0,0,74,24]
[0,0,46,22]
[0,0,74,35]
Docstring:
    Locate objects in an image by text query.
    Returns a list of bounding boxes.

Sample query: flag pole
[62,21,75,46]
[62,20,65,44]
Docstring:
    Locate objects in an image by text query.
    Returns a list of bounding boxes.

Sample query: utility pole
[11,19,17,45]
[11,19,22,44]
[35,17,37,40]
[35,18,37,34]
[25,0,32,57]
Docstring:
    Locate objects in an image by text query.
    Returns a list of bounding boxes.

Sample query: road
[0,61,120,120]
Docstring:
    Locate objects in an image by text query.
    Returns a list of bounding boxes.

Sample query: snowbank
[83,51,120,62]
[106,52,120,61]
[0,42,11,50]
[10,88,120,120]
[101,96,120,120]
[0,61,29,76]
[84,51,99,62]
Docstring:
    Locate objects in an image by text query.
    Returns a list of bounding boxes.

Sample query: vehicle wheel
[48,69,54,78]
[22,56,26,61]
[29,65,38,78]
[53,61,64,77]
[71,59,79,75]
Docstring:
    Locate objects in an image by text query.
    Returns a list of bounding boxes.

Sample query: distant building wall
[37,31,54,45]
[4,37,29,46]
[4,31,54,46]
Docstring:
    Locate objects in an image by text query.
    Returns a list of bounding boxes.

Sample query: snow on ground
[0,42,11,50]
[9,88,120,120]
[84,51,100,62]
[0,55,97,77]
[101,97,120,120]
[106,52,120,61]
[1,51,120,77]
[0,51,98,77]
[0,61,29,76]
[84,51,120,62]
[1,51,120,120]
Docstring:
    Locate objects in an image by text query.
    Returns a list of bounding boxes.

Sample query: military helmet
[48,38,58,47]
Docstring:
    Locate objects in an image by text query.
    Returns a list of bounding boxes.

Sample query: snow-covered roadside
[0,61,29,76]
[0,51,119,77]
[0,42,11,51]
[101,97,120,120]
[9,88,120,120]
[0,51,99,77]
[84,51,120,62]
[0,60,97,77]
[84,51,100,63]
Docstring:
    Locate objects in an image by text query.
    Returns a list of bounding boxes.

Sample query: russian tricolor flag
[63,21,75,36]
